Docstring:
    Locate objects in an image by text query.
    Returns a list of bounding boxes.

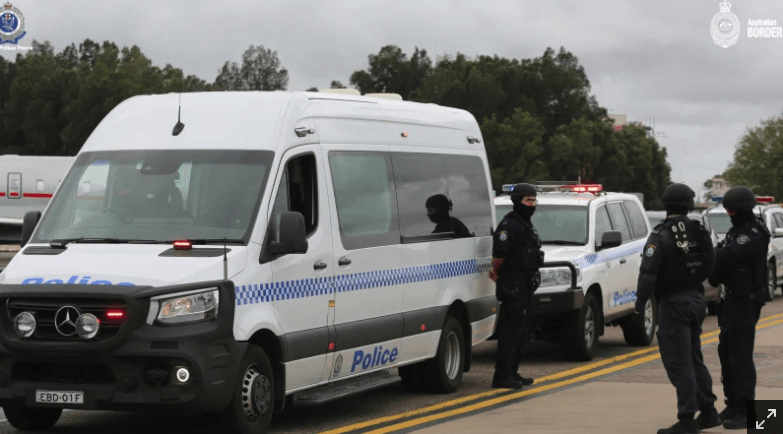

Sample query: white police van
[703,195,783,301]
[0,89,499,433]
[494,182,654,361]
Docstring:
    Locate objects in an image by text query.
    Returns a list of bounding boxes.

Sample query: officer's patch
[645,245,657,257]
[499,231,508,241]
[737,234,750,245]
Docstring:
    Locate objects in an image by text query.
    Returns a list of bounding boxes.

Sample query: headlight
[154,289,219,324]
[539,267,573,287]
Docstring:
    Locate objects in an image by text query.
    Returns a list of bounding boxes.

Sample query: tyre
[768,261,776,302]
[560,292,599,361]
[421,316,465,393]
[621,295,657,346]
[221,345,275,434]
[3,406,62,431]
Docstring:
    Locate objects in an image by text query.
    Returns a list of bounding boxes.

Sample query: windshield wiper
[50,238,124,248]
[543,240,585,246]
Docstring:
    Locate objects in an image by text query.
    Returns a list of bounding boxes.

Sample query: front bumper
[533,261,583,318]
[0,280,244,413]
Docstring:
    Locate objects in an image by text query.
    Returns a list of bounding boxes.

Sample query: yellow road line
[322,313,783,434]
[359,318,783,434]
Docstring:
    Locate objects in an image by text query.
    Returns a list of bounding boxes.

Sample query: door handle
[338,256,351,266]
[314,260,327,270]
[620,258,627,264]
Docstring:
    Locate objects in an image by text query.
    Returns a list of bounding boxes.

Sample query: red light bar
[106,310,125,320]
[173,240,192,250]
[757,196,775,203]
[566,184,603,193]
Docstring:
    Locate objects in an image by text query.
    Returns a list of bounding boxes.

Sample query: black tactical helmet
[661,183,695,210]
[722,185,757,212]
[510,183,537,204]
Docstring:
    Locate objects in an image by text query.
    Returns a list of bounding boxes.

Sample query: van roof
[80,91,482,154]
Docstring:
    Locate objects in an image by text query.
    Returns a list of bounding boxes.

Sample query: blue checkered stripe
[569,239,646,270]
[235,257,493,306]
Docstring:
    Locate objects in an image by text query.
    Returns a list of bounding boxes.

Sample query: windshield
[31,150,274,244]
[495,204,588,245]
[706,212,731,235]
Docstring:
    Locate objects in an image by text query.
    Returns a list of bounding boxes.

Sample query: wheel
[3,405,62,430]
[621,295,657,346]
[768,261,776,301]
[221,345,275,434]
[560,292,599,361]
[421,317,465,393]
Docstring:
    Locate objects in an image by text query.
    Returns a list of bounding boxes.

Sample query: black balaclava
[514,199,535,221]
[665,206,689,217]
[730,210,754,228]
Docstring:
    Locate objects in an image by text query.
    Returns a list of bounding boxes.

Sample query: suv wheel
[561,292,599,361]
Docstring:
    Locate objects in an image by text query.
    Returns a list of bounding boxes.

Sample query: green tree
[480,108,548,191]
[330,80,346,89]
[215,44,288,91]
[724,111,783,198]
[350,45,432,99]
[306,87,318,92]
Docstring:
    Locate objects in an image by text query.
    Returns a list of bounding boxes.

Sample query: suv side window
[623,199,648,239]
[774,212,783,230]
[607,202,632,242]
[595,205,612,247]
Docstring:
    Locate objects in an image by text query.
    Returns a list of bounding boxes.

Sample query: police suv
[703,195,783,301]
[494,182,654,361]
[0,90,499,433]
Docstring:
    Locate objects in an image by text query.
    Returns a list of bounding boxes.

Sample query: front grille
[7,298,127,341]
[11,362,116,384]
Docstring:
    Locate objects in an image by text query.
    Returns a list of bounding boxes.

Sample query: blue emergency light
[502,184,514,192]
[712,196,723,202]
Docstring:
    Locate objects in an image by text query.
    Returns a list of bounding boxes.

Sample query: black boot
[719,399,737,420]
[656,419,699,434]
[722,409,747,430]
[511,373,534,386]
[491,377,522,389]
[696,407,722,430]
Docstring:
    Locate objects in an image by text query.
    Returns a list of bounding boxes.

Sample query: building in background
[710,176,730,197]
[608,114,627,131]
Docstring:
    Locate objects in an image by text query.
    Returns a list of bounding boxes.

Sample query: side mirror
[269,212,308,255]
[775,228,783,238]
[599,230,622,249]
[20,211,42,247]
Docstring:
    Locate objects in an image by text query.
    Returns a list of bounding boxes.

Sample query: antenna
[172,94,185,136]
[223,237,228,281]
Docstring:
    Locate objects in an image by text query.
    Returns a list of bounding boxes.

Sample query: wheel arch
[248,329,286,411]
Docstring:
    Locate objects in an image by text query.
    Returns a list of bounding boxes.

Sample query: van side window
[390,153,455,239]
[270,154,318,238]
[623,200,648,239]
[606,202,632,242]
[595,206,612,247]
[329,151,400,250]
[444,155,492,237]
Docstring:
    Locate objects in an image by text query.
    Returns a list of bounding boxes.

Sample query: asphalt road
[2,296,783,434]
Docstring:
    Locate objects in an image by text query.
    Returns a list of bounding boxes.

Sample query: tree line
[0,40,672,208]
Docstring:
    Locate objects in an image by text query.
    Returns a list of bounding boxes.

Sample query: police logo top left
[0,2,26,45]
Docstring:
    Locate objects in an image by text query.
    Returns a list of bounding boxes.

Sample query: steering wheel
[100,207,134,224]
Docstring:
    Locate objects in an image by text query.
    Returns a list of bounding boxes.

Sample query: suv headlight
[540,267,573,287]
[152,288,219,324]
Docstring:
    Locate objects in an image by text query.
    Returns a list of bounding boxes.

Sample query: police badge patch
[499,231,508,241]
[645,245,657,257]
[0,2,27,45]
[737,234,750,245]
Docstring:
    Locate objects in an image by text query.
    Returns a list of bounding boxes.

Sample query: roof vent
[318,89,361,96]
[363,93,403,100]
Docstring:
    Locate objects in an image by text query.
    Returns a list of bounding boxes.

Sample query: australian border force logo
[711,1,740,48]
[0,2,26,45]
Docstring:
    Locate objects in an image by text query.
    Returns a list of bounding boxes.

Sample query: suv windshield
[31,150,274,244]
[705,212,731,235]
[495,204,588,245]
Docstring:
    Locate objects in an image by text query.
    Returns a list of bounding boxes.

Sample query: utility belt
[502,250,544,273]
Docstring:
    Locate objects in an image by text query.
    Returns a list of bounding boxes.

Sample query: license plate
[35,390,84,405]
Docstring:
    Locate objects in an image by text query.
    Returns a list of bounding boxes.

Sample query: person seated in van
[426,194,473,238]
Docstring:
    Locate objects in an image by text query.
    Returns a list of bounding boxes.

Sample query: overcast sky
[3,0,783,201]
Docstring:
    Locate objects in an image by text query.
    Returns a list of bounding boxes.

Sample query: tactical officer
[708,186,770,429]
[634,183,721,434]
[425,194,473,238]
[489,183,544,389]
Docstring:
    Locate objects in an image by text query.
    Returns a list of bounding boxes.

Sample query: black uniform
[635,216,717,421]
[711,217,769,409]
[492,210,543,383]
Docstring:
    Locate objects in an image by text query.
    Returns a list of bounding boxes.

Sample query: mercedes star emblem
[54,305,80,337]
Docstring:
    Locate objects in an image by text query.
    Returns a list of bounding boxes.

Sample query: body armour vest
[656,217,712,295]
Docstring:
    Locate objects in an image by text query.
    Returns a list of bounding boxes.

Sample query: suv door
[604,202,638,317]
